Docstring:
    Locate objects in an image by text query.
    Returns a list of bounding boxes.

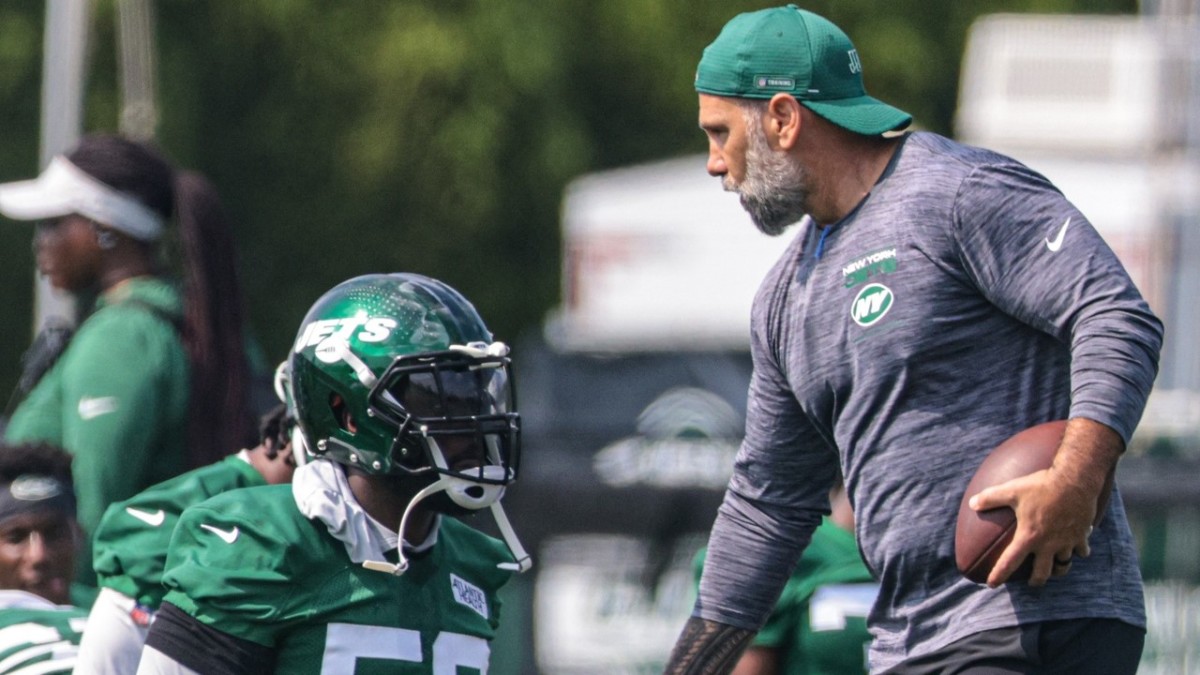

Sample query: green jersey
[160,484,514,674]
[6,277,189,587]
[0,591,87,674]
[696,518,878,674]
[92,453,266,608]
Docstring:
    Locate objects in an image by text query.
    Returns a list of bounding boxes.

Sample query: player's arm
[59,311,176,534]
[147,496,290,674]
[138,602,274,675]
[952,163,1163,586]
[664,616,756,675]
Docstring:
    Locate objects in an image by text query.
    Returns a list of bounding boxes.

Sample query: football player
[137,273,530,674]
[75,400,296,674]
[0,442,87,674]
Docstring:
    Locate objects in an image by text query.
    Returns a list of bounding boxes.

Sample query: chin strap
[489,499,532,573]
[362,435,531,576]
[361,472,532,576]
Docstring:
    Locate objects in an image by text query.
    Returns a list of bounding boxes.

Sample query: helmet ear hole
[329,394,358,433]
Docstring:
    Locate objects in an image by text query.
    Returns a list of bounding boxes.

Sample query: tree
[0,0,1136,398]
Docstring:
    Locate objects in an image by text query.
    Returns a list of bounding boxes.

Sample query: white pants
[74,587,153,675]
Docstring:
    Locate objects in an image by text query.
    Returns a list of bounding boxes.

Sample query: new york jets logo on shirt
[850,283,894,327]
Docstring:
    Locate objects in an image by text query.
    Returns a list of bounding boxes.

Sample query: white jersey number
[321,623,489,674]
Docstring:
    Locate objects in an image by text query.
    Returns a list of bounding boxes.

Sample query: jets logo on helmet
[289,273,530,576]
[294,316,399,352]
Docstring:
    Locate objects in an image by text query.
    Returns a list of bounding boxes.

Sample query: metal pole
[36,0,91,331]
[116,0,158,140]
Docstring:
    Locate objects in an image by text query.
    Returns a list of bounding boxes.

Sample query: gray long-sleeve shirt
[695,132,1163,673]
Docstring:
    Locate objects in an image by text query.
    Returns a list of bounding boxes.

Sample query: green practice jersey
[160,484,515,674]
[696,518,878,674]
[6,277,189,587]
[0,591,87,674]
[92,453,266,608]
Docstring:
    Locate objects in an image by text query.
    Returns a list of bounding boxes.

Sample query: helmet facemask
[366,342,521,513]
[318,339,531,576]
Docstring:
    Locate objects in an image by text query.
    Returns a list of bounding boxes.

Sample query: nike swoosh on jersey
[1045,217,1071,252]
[78,396,119,420]
[125,507,166,527]
[200,523,239,544]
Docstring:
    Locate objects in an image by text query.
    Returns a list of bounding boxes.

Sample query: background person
[665,5,1162,674]
[137,273,531,674]
[75,401,296,675]
[0,134,259,586]
[0,441,87,674]
[693,478,876,675]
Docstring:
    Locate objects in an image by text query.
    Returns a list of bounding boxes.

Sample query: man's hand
[663,616,755,675]
[967,418,1122,588]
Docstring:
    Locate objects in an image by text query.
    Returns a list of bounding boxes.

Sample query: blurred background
[2,0,1198,672]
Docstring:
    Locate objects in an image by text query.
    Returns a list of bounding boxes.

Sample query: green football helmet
[289,273,520,504]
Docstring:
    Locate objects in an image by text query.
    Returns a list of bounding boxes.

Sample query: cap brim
[0,175,75,221]
[803,95,912,136]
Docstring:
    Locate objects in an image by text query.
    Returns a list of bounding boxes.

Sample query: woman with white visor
[0,135,257,591]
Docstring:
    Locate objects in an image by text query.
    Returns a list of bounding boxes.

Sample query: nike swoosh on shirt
[1045,217,1071,252]
[200,523,239,544]
[77,396,119,420]
[125,507,166,527]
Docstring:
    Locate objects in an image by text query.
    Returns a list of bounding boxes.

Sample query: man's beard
[724,119,809,236]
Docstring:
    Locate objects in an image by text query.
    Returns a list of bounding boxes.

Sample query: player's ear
[329,393,358,433]
[767,93,802,149]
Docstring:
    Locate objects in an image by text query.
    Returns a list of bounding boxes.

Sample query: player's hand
[968,467,1095,588]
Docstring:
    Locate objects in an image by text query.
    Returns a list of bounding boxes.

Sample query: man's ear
[767,93,803,150]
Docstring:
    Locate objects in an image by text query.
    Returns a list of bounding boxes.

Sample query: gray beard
[724,122,809,237]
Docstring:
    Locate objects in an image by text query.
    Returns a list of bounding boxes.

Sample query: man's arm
[730,645,780,675]
[663,617,756,675]
[953,163,1163,587]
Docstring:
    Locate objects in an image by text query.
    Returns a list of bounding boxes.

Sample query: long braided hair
[68,135,255,468]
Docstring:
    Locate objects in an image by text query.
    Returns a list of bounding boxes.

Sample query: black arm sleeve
[663,616,756,675]
[144,602,276,675]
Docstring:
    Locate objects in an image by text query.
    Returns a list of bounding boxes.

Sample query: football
[954,420,1113,584]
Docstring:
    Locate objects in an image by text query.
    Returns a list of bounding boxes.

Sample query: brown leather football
[954,420,1113,584]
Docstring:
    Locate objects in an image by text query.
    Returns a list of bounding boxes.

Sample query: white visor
[0,156,165,241]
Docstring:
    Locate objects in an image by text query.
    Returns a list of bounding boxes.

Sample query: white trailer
[956,13,1200,429]
[544,154,795,353]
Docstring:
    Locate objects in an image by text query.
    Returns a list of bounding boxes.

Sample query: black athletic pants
[883,618,1144,674]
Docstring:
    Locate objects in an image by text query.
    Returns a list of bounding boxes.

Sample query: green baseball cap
[695,4,912,136]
